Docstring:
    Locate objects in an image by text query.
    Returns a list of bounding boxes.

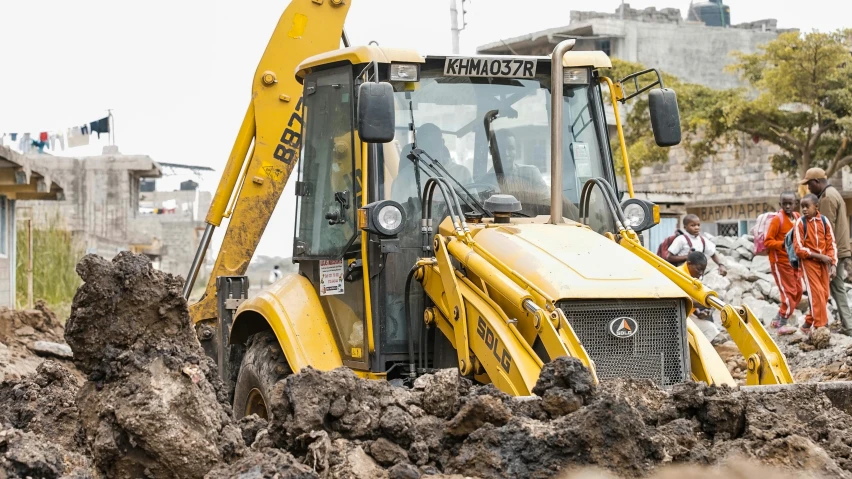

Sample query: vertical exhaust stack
[549,39,576,225]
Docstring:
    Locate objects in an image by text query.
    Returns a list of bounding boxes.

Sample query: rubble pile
[0,252,851,479]
[65,252,245,478]
[0,300,74,382]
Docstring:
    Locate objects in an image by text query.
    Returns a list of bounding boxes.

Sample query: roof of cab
[295,46,611,80]
[296,45,424,80]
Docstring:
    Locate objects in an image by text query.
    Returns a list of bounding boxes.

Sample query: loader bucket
[741,382,852,416]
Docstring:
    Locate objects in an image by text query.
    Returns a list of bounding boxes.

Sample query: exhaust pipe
[549,39,576,225]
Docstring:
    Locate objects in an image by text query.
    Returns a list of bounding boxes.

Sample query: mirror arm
[617,68,665,103]
[600,77,634,198]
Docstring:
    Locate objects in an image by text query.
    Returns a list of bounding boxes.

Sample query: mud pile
[0,300,73,382]
[63,252,246,478]
[0,360,94,478]
[2,251,852,479]
[222,362,850,479]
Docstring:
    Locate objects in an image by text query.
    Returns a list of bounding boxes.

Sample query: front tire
[232,330,291,420]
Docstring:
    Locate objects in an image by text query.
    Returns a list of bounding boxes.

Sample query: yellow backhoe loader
[184,0,849,419]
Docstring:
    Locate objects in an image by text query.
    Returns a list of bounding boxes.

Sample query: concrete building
[131,187,212,276]
[21,148,211,279]
[477,3,789,89]
[21,151,161,258]
[0,146,65,308]
[477,2,814,252]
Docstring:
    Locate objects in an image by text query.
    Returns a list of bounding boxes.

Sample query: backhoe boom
[187,0,352,324]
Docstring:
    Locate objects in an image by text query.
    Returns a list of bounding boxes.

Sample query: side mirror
[648,88,681,147]
[357,82,395,143]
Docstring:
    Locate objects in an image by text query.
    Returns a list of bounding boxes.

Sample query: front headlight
[390,63,420,82]
[623,203,646,229]
[619,198,660,232]
[563,68,589,85]
[377,204,403,233]
[359,200,407,237]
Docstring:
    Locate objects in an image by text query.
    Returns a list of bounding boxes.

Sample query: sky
[0,0,849,259]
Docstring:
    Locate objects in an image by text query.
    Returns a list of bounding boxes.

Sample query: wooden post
[27,218,33,309]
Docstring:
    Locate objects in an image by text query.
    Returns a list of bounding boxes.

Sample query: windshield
[384,61,614,220]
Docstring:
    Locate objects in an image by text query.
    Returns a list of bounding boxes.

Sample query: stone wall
[634,141,796,202]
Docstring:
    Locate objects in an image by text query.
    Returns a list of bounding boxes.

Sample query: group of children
[668,193,836,340]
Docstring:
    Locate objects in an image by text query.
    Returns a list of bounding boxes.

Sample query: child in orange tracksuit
[794,194,838,333]
[765,192,802,333]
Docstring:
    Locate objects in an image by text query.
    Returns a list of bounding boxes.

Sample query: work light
[359,200,406,237]
[390,63,420,82]
[620,198,659,232]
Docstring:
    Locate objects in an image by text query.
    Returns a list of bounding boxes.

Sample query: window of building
[0,195,7,256]
[597,39,611,56]
[717,222,738,237]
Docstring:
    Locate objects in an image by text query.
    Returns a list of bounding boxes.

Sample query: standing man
[801,168,852,336]
[268,265,283,285]
[765,192,802,334]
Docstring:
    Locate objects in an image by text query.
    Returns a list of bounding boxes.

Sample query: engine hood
[471,222,687,300]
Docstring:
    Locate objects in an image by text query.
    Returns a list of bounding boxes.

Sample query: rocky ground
[0,251,851,479]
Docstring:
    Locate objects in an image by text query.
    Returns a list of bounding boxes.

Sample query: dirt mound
[204,449,317,479]
[3,252,852,479]
[0,300,63,344]
[0,360,83,452]
[66,252,244,478]
[0,299,72,382]
[0,360,96,478]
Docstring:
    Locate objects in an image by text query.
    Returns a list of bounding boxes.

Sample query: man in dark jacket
[802,167,852,336]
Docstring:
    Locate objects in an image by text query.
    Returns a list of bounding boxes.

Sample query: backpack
[657,230,706,265]
[785,216,827,269]
[752,211,781,256]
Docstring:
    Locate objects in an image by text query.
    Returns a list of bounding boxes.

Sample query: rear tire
[233,330,291,420]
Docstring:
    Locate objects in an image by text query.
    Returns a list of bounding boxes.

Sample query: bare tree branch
[761,119,805,149]
[826,137,850,177]
[808,121,836,151]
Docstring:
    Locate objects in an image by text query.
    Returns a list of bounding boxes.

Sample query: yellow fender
[230,273,343,373]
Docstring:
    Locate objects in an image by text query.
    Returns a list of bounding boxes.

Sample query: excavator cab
[185,0,820,421]
[288,50,646,378]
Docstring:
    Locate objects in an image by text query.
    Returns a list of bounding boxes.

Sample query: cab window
[294,66,358,258]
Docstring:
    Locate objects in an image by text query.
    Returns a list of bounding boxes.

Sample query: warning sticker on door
[319,259,345,296]
[571,142,592,177]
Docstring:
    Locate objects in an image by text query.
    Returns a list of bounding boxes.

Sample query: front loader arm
[419,233,597,396]
[188,0,352,324]
[619,231,794,385]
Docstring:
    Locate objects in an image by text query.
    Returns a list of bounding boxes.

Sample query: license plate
[443,57,537,78]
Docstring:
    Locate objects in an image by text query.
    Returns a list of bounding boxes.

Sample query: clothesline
[0,113,113,154]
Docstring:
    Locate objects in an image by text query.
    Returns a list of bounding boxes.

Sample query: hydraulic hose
[404,264,419,378]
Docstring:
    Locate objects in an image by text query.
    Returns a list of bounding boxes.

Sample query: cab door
[293,65,368,370]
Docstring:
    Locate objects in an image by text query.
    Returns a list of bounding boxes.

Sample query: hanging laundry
[31,140,47,153]
[39,131,48,142]
[67,126,89,148]
[50,132,65,151]
[10,133,17,141]
[90,117,110,138]
[19,133,32,153]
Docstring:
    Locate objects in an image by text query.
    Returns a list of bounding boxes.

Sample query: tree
[605,30,852,179]
[600,59,732,173]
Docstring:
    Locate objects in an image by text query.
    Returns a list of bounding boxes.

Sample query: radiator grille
[557,299,689,387]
